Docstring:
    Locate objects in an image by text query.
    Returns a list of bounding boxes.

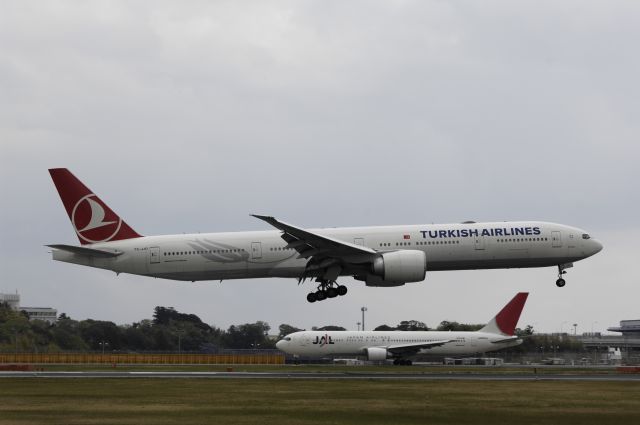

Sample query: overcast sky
[1,1,638,335]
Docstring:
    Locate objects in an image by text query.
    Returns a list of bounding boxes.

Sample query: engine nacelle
[372,250,427,284]
[366,347,388,361]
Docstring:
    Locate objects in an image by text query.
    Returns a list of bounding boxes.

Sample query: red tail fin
[49,168,142,245]
[480,292,529,336]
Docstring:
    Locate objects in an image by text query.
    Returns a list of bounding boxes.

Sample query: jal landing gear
[393,359,412,366]
[556,263,573,287]
[306,280,348,303]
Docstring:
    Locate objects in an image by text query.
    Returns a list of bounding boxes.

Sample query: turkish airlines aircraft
[47,169,602,302]
[276,293,529,365]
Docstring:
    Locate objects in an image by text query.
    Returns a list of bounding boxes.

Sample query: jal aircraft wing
[385,339,455,356]
[490,336,521,344]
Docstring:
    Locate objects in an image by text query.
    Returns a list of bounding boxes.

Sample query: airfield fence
[0,353,285,365]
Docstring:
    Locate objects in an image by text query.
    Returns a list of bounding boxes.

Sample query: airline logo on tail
[49,168,142,245]
[479,292,529,336]
[72,194,122,243]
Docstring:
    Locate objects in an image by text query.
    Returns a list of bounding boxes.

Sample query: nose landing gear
[306,279,348,303]
[556,263,573,287]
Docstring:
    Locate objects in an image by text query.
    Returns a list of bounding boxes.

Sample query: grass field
[1,378,639,425]
[31,363,624,375]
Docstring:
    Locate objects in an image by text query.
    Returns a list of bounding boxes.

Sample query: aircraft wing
[490,336,521,344]
[47,244,123,258]
[251,215,377,281]
[386,339,455,356]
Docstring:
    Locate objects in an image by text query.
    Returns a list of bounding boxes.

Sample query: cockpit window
[582,234,591,240]
[284,337,292,341]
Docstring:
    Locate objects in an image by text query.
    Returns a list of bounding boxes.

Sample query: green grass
[0,378,638,425]
[35,363,620,375]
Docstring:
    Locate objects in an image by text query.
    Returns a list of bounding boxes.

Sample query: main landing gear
[306,279,348,303]
[393,359,412,366]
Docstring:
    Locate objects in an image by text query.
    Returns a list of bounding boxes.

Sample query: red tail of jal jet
[479,292,529,336]
[48,168,141,245]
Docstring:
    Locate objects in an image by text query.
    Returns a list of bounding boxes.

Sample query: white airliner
[47,169,602,302]
[276,293,529,365]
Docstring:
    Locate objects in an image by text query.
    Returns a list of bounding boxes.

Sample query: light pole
[573,323,578,336]
[99,341,109,355]
[361,307,367,331]
[357,322,361,331]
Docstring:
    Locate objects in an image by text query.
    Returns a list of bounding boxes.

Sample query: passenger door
[551,231,562,248]
[251,242,262,259]
[149,247,160,264]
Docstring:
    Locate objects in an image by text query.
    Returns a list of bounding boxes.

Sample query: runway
[2,371,639,381]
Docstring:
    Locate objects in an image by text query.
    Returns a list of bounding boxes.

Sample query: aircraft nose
[592,239,603,255]
[276,340,285,351]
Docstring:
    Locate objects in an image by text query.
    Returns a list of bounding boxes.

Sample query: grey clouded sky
[1,1,638,334]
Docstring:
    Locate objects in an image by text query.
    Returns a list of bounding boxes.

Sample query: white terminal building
[0,292,58,324]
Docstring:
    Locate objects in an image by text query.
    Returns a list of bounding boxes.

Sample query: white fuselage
[52,221,602,283]
[275,330,521,357]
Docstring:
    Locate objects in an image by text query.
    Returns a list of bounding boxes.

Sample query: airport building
[0,292,20,310]
[0,292,58,324]
[572,321,640,365]
[607,320,640,336]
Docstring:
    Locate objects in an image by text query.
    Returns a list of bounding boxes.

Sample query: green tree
[222,322,273,349]
[396,320,429,331]
[313,325,347,331]
[373,324,396,331]
[278,324,303,339]
[51,314,88,351]
[436,321,483,331]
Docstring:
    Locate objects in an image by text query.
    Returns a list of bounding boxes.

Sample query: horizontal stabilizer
[47,244,123,258]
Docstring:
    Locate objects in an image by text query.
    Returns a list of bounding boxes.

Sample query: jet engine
[371,250,427,284]
[366,347,388,361]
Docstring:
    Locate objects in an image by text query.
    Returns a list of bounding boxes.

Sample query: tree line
[0,302,584,354]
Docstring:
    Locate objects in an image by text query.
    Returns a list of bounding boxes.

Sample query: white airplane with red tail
[276,292,529,365]
[47,169,602,302]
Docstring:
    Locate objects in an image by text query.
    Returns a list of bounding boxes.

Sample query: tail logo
[71,194,122,243]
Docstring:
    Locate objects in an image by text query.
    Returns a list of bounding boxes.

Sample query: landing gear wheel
[337,285,348,296]
[315,290,327,301]
[556,264,570,288]
[405,360,413,366]
[306,292,317,303]
[326,287,338,298]
[393,359,400,366]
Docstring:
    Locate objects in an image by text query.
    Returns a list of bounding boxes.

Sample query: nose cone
[591,239,603,255]
[276,340,284,350]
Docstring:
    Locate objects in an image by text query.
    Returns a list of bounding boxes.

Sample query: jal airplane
[276,292,529,365]
[47,169,602,303]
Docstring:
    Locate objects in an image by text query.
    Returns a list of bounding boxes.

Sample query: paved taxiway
[1,371,639,381]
